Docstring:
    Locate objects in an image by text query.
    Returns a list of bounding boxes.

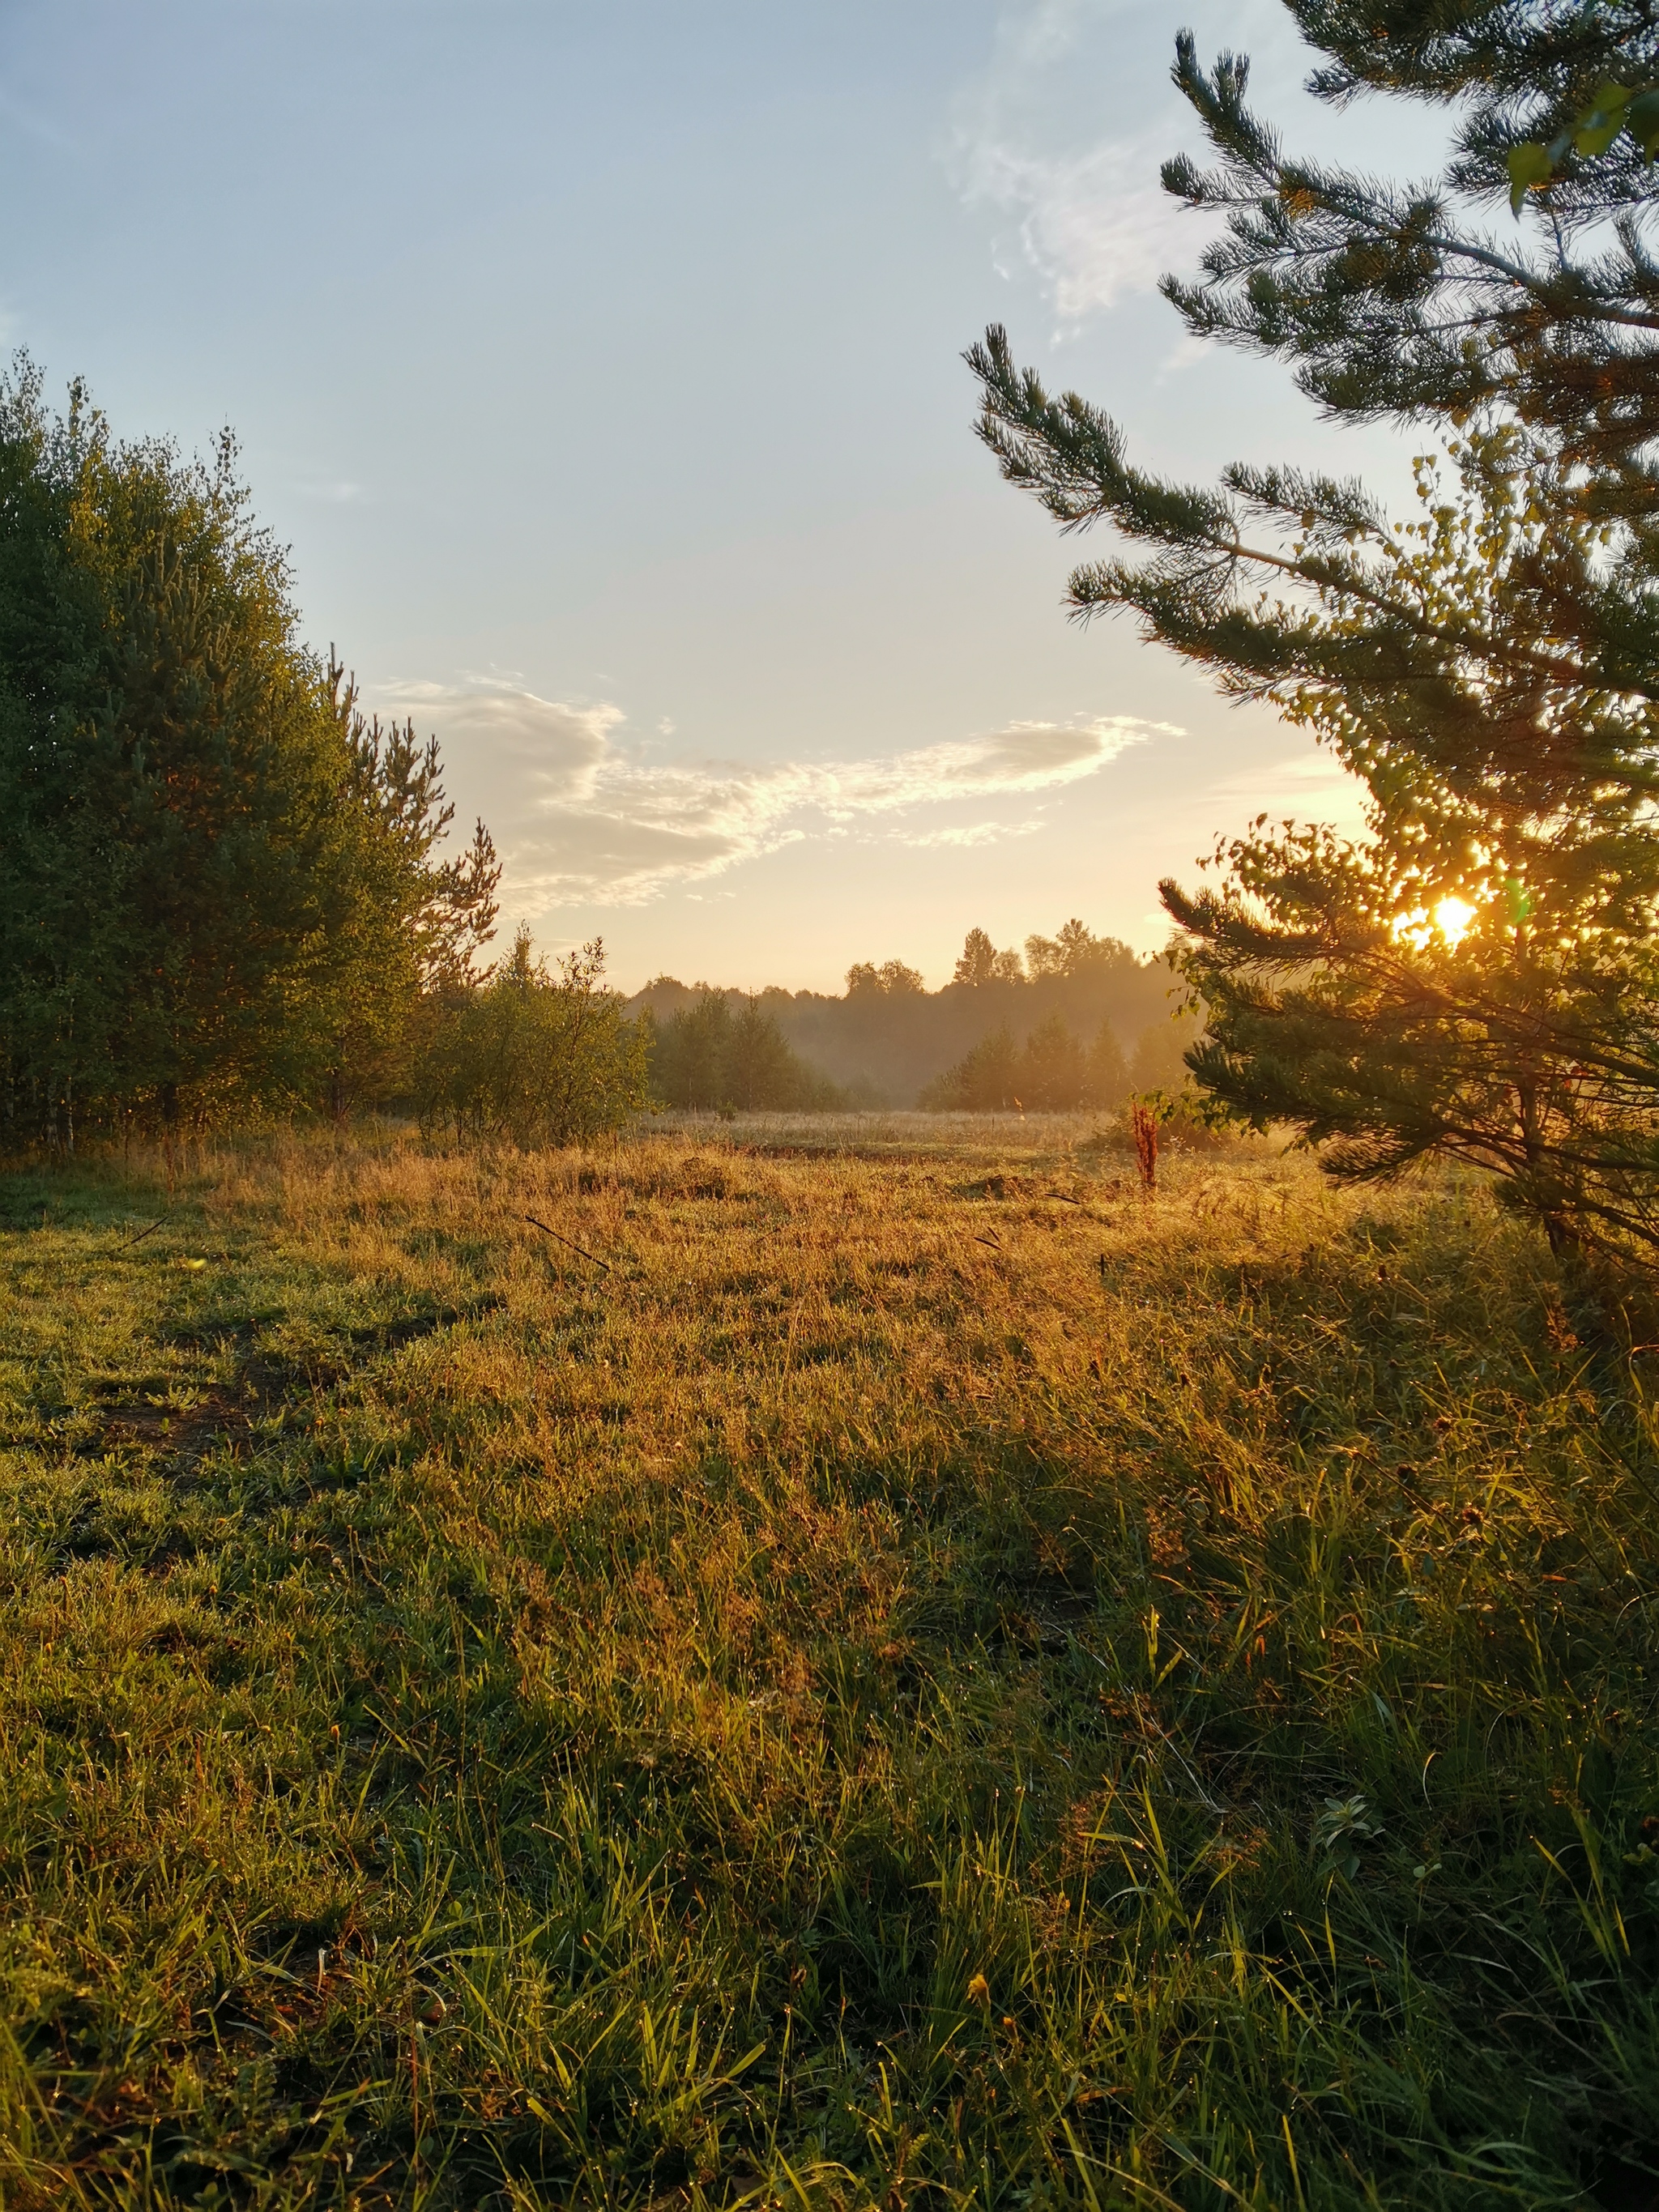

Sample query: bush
[417,929,647,1144]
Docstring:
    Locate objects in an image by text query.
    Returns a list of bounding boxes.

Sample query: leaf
[1507,142,1554,213]
[719,2040,769,2083]
[1576,81,1633,156]
[1629,88,1659,158]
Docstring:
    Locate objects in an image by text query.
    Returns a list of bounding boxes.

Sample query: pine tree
[319,663,500,1122]
[1155,6,1659,520]
[1019,1012,1088,1106]
[920,1025,1021,1111]
[1086,1020,1130,1109]
[645,988,839,1112]
[0,364,501,1142]
[0,390,352,1136]
[966,1,1659,1259]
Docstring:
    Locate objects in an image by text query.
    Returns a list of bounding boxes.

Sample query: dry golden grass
[2,1120,1657,2207]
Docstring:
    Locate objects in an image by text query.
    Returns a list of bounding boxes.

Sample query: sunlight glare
[1433,897,1476,948]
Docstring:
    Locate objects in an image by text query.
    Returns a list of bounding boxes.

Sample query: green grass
[2,1123,1657,2209]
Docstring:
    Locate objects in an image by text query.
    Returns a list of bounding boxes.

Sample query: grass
[1,1117,1657,2209]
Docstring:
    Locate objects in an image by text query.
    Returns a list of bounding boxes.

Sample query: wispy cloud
[902,819,1043,850]
[290,476,366,505]
[954,134,1192,325]
[946,1,1209,328]
[373,680,1175,909]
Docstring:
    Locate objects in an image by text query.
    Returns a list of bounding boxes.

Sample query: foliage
[920,1024,1021,1110]
[952,927,1017,986]
[1507,72,1659,208]
[845,957,924,996]
[3,1133,1657,2204]
[971,332,1659,1254]
[953,922,1132,989]
[637,927,1163,1108]
[1160,434,1659,1255]
[320,664,500,1122]
[953,927,996,986]
[0,369,343,1137]
[417,927,647,1145]
[922,1011,1130,1111]
[0,361,497,1144]
[647,988,843,1110]
[1023,916,1130,979]
[1152,6,1659,518]
[966,0,1659,1264]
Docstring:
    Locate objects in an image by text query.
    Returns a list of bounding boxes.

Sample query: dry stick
[522,1215,613,1275]
[113,1219,164,1255]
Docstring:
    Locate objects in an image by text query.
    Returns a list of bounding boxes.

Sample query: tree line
[638,927,1195,1115]
[971,0,1659,1272]
[921,1004,1196,1113]
[633,919,1177,1106]
[0,390,1160,1147]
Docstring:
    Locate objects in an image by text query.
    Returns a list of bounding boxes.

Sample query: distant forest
[633,922,1189,1110]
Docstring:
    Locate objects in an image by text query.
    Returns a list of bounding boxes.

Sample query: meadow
[1,1116,1656,2210]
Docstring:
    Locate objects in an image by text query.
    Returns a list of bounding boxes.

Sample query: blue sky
[3,0,1445,989]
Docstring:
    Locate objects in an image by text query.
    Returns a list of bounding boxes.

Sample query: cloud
[946,1,1215,328]
[902,819,1043,850]
[946,0,1212,327]
[377,680,622,807]
[291,476,366,505]
[372,680,1175,909]
[956,135,1193,324]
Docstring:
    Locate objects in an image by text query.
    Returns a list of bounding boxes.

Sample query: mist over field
[628,924,1188,1109]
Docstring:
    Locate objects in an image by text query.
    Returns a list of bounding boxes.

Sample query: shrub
[417,929,647,1144]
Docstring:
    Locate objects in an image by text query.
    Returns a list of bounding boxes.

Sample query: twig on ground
[113,1219,164,1255]
[522,1215,613,1274]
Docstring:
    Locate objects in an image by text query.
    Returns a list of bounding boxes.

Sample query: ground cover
[1,1121,1657,2209]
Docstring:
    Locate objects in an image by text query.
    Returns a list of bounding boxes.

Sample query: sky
[1,0,1454,991]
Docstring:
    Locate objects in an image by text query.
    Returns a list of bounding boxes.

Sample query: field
[2,1117,1657,2210]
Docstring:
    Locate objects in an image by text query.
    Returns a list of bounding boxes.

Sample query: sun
[1392,895,1480,949]
[1433,897,1477,948]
